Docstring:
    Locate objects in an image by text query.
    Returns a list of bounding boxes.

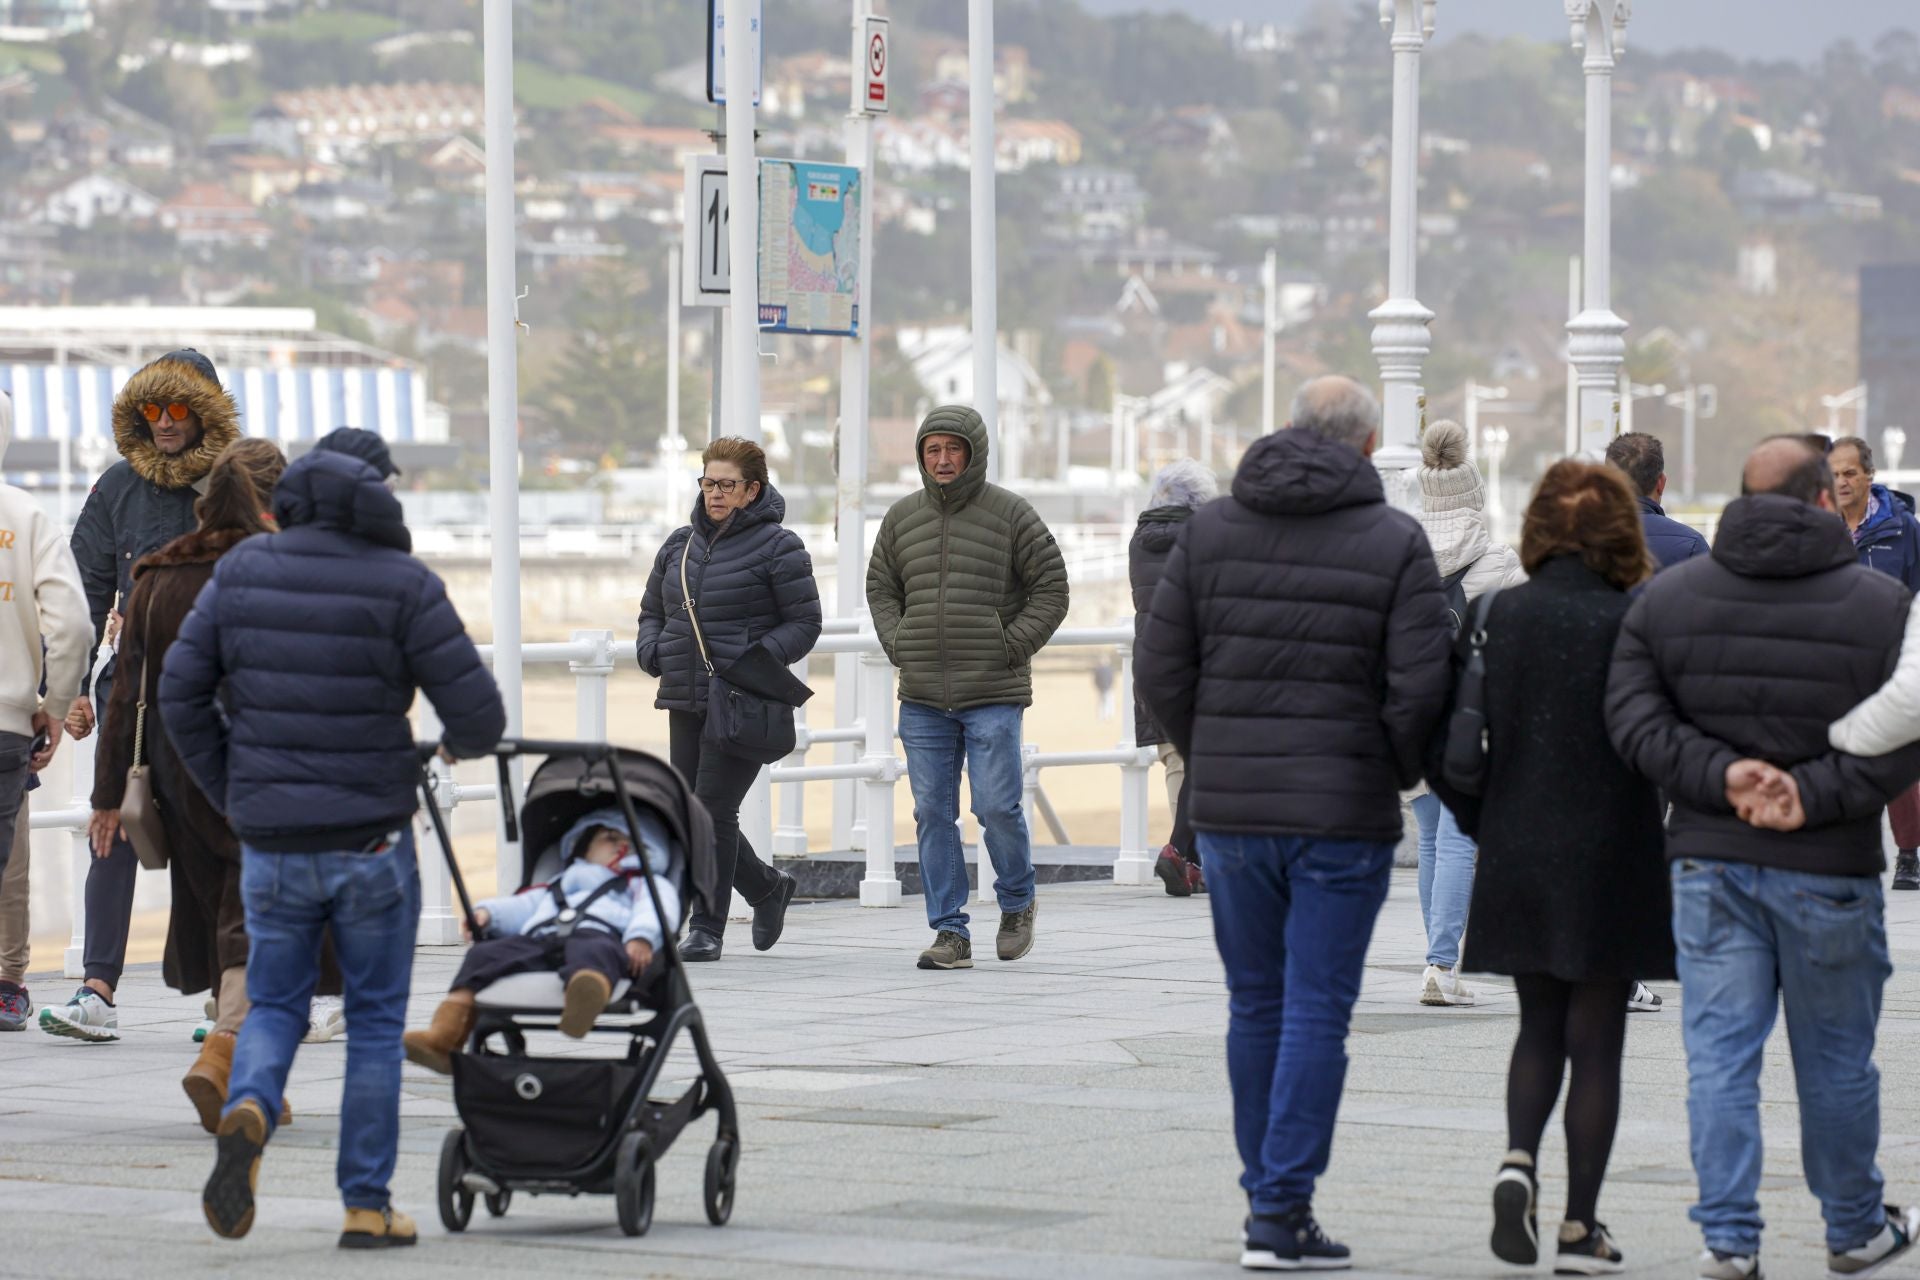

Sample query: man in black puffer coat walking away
[1137,375,1452,1272]
[161,450,505,1250]
[1606,435,1920,1280]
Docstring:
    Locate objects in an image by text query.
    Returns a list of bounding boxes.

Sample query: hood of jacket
[1231,428,1384,518]
[131,526,255,582]
[690,481,789,538]
[916,405,990,509]
[1418,500,1494,579]
[1713,494,1857,580]
[1133,505,1194,555]
[110,352,243,491]
[272,451,411,552]
[1856,483,1913,547]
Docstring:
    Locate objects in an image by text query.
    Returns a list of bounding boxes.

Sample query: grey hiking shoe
[917,930,972,970]
[997,901,1037,961]
[1828,1205,1920,1278]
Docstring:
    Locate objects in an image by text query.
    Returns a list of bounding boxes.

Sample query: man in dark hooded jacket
[39,349,242,1042]
[866,406,1069,972]
[1606,436,1920,1279]
[161,450,504,1250]
[1137,375,1451,1271]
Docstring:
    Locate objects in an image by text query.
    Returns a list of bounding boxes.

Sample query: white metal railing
[34,622,1155,970]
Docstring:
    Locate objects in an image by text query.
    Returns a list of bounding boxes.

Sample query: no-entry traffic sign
[861,16,889,114]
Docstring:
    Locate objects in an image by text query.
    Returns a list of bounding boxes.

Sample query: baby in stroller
[405,806,681,1073]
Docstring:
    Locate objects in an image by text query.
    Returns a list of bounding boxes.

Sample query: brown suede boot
[339,1205,418,1250]
[402,992,476,1075]
[183,1032,236,1134]
[557,971,612,1039]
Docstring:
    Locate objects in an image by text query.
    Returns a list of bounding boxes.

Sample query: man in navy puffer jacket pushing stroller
[404,806,681,1073]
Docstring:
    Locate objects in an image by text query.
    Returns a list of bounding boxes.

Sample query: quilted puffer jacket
[1135,427,1453,842]
[635,484,822,716]
[866,406,1070,711]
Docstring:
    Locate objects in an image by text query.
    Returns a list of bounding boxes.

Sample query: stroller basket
[452,1054,641,1180]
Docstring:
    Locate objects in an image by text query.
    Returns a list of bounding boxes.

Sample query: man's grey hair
[1146,458,1219,511]
[1288,376,1380,452]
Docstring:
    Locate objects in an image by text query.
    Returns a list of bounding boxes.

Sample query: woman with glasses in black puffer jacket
[637,437,822,962]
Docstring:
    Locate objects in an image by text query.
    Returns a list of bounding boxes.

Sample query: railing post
[1114,639,1154,885]
[834,649,863,851]
[774,658,809,856]
[63,732,96,978]
[858,647,902,906]
[413,701,462,944]
[568,628,615,743]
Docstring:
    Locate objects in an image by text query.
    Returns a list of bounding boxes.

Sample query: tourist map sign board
[757,158,862,337]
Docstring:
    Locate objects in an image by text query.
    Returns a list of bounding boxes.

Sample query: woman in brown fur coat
[90,440,291,1131]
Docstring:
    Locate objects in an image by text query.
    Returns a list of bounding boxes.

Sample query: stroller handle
[416,737,623,764]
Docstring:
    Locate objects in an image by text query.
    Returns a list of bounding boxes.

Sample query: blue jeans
[1673,858,1891,1256]
[227,832,421,1211]
[1201,832,1395,1215]
[898,701,1035,939]
[1411,792,1474,970]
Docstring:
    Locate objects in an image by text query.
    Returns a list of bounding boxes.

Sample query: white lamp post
[1566,0,1630,457]
[1886,426,1908,474]
[1483,424,1511,536]
[1368,0,1437,492]
[1463,378,1509,464]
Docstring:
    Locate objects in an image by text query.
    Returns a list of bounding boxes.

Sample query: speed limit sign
[859,16,889,114]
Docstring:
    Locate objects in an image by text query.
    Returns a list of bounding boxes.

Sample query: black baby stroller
[416,738,739,1237]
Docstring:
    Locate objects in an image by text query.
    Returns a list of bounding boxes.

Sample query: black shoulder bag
[1440,588,1502,797]
[679,535,812,766]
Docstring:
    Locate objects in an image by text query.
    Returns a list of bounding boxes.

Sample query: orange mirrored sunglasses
[140,401,191,423]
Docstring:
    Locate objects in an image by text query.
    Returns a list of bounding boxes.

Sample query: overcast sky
[1077,1,1913,62]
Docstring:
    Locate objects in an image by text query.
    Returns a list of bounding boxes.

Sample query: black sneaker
[1895,852,1920,892]
[1555,1220,1624,1275]
[1491,1161,1539,1265]
[1243,1206,1350,1271]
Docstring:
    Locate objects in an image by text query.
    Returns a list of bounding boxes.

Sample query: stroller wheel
[703,1136,738,1226]
[437,1128,475,1233]
[614,1133,655,1238]
[484,1189,511,1218]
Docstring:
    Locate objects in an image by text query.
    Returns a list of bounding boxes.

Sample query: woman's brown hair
[702,436,769,491]
[1519,459,1658,591]
[195,438,288,536]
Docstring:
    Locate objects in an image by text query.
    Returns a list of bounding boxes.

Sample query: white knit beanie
[1419,419,1485,513]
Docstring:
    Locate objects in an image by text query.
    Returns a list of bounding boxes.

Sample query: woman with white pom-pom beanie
[1411,420,1525,1009]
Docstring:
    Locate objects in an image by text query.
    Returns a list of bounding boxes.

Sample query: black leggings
[669,710,779,937]
[1506,974,1632,1227]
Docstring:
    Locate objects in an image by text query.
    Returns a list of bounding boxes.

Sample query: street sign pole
[968,0,999,482]
[723,0,761,444]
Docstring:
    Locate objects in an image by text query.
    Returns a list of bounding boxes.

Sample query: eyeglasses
[698,478,741,495]
[141,402,191,423]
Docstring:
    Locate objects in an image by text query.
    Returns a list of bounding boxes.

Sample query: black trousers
[452,931,629,993]
[668,709,779,937]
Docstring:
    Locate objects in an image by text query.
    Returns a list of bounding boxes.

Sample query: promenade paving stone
[3,870,1920,1278]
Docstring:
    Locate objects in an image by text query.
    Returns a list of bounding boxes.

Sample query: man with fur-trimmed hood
[39,349,240,1041]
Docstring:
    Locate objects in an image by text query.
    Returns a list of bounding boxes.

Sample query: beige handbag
[120,590,171,871]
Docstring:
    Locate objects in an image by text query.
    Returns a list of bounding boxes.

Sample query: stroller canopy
[517,748,718,930]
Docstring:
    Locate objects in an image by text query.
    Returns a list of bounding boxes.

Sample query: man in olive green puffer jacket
[867,405,1070,971]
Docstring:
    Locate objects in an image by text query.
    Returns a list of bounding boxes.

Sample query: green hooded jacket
[866,405,1070,710]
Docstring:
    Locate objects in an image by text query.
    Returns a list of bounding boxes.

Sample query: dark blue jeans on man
[82,659,143,990]
[898,701,1036,939]
[1673,858,1893,1257]
[1200,833,1394,1215]
[226,831,420,1211]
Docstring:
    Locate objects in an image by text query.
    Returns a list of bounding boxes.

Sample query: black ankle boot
[680,929,723,962]
[751,872,798,951]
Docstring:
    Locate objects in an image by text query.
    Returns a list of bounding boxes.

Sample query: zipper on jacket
[938,502,952,709]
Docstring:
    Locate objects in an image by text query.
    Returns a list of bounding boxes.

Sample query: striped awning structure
[0,361,439,445]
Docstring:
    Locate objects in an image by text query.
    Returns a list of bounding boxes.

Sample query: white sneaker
[1698,1248,1763,1279]
[1628,981,1663,1013]
[1828,1205,1920,1278]
[1420,964,1475,1007]
[304,995,346,1044]
[38,988,119,1042]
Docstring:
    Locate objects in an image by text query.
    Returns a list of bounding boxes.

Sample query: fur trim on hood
[110,352,242,490]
